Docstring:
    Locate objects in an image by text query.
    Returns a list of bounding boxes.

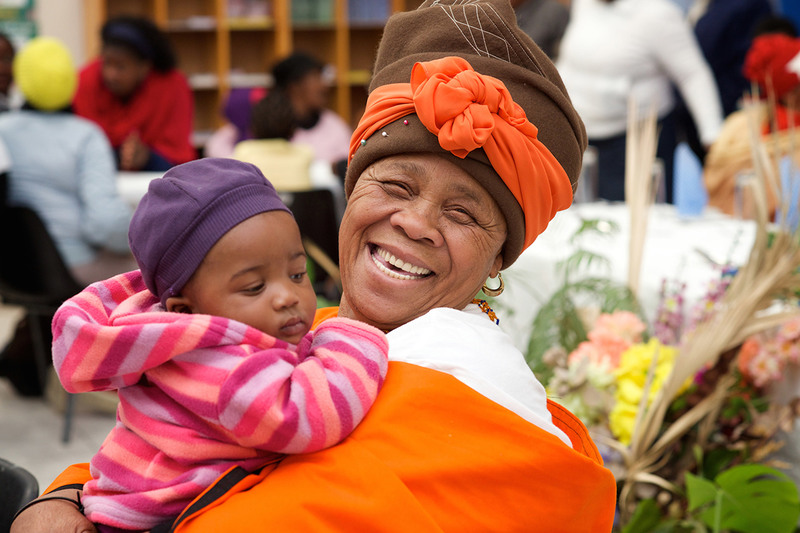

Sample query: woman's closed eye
[446,205,478,225]
[381,179,414,198]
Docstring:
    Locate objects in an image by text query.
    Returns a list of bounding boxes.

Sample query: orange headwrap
[348,57,573,252]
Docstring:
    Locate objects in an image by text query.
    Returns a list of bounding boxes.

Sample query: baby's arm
[216,317,388,453]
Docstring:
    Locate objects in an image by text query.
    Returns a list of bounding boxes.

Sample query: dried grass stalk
[625,98,660,297]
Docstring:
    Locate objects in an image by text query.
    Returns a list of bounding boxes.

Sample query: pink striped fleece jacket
[52,270,388,531]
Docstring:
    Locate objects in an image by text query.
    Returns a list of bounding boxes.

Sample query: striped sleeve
[216,317,389,453]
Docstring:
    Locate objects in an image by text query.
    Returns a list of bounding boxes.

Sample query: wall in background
[34,0,86,65]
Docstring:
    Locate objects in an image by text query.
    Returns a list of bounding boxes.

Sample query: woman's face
[338,154,507,331]
[289,71,328,119]
[101,45,151,99]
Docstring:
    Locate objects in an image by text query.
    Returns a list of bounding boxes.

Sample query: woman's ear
[489,251,503,279]
[165,296,193,314]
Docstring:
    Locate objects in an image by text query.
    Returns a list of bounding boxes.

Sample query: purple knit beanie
[128,158,291,306]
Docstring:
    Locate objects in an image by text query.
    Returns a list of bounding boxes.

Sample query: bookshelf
[83,0,424,145]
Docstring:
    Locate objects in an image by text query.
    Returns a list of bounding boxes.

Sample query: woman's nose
[390,200,444,246]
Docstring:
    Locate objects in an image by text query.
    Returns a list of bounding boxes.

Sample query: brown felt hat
[345,0,587,268]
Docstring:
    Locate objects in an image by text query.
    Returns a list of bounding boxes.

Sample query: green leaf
[622,499,664,533]
[568,278,642,314]
[686,472,718,512]
[556,249,611,281]
[691,464,800,533]
[525,288,587,381]
[569,217,620,244]
[701,448,741,481]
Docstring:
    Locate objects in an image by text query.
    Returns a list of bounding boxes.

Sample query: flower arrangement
[526,100,800,532]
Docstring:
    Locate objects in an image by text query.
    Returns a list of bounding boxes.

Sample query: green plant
[685,465,800,533]
[620,464,800,533]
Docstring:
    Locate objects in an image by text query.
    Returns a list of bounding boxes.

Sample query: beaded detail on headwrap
[349,56,573,250]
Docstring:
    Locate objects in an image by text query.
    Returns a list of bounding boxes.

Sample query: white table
[116,171,163,207]
[497,202,757,350]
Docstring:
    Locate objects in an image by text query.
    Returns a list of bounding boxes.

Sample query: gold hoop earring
[482,272,504,297]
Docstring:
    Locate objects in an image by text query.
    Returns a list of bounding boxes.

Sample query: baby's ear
[165,296,193,314]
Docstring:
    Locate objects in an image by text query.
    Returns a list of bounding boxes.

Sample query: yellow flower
[610,339,681,445]
[616,377,644,405]
[609,401,638,446]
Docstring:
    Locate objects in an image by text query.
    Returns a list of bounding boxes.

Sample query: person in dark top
[674,0,774,163]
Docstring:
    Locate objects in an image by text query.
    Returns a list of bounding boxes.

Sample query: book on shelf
[348,0,389,24]
[227,0,272,28]
[292,0,334,24]
[227,0,271,18]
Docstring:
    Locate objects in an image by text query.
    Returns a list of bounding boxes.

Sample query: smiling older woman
[12,1,616,531]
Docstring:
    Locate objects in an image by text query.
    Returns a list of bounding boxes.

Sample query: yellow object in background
[13,36,76,111]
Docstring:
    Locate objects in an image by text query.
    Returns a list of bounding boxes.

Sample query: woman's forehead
[101,43,146,63]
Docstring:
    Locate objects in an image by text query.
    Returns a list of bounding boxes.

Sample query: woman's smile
[369,244,433,280]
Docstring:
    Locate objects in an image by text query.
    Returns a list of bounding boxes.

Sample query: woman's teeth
[373,247,431,280]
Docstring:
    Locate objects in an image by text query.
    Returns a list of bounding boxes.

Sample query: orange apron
[167,362,616,532]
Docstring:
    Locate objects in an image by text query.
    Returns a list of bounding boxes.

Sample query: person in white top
[557,0,723,203]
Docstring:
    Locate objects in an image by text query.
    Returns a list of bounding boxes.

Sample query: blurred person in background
[752,13,798,39]
[273,52,352,168]
[673,0,775,164]
[557,0,723,203]
[205,52,351,169]
[73,16,196,171]
[704,33,800,218]
[231,89,314,191]
[0,37,135,396]
[0,33,15,112]
[511,0,570,60]
[1,37,134,286]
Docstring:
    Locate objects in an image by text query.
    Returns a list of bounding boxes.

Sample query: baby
[51,158,388,531]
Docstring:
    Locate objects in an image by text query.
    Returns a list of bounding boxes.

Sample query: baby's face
[179,211,318,344]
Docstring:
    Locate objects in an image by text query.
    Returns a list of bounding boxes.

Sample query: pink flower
[746,346,784,388]
[775,338,800,365]
[584,332,629,368]
[568,311,646,370]
[568,340,620,370]
[592,311,646,345]
[778,317,800,342]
